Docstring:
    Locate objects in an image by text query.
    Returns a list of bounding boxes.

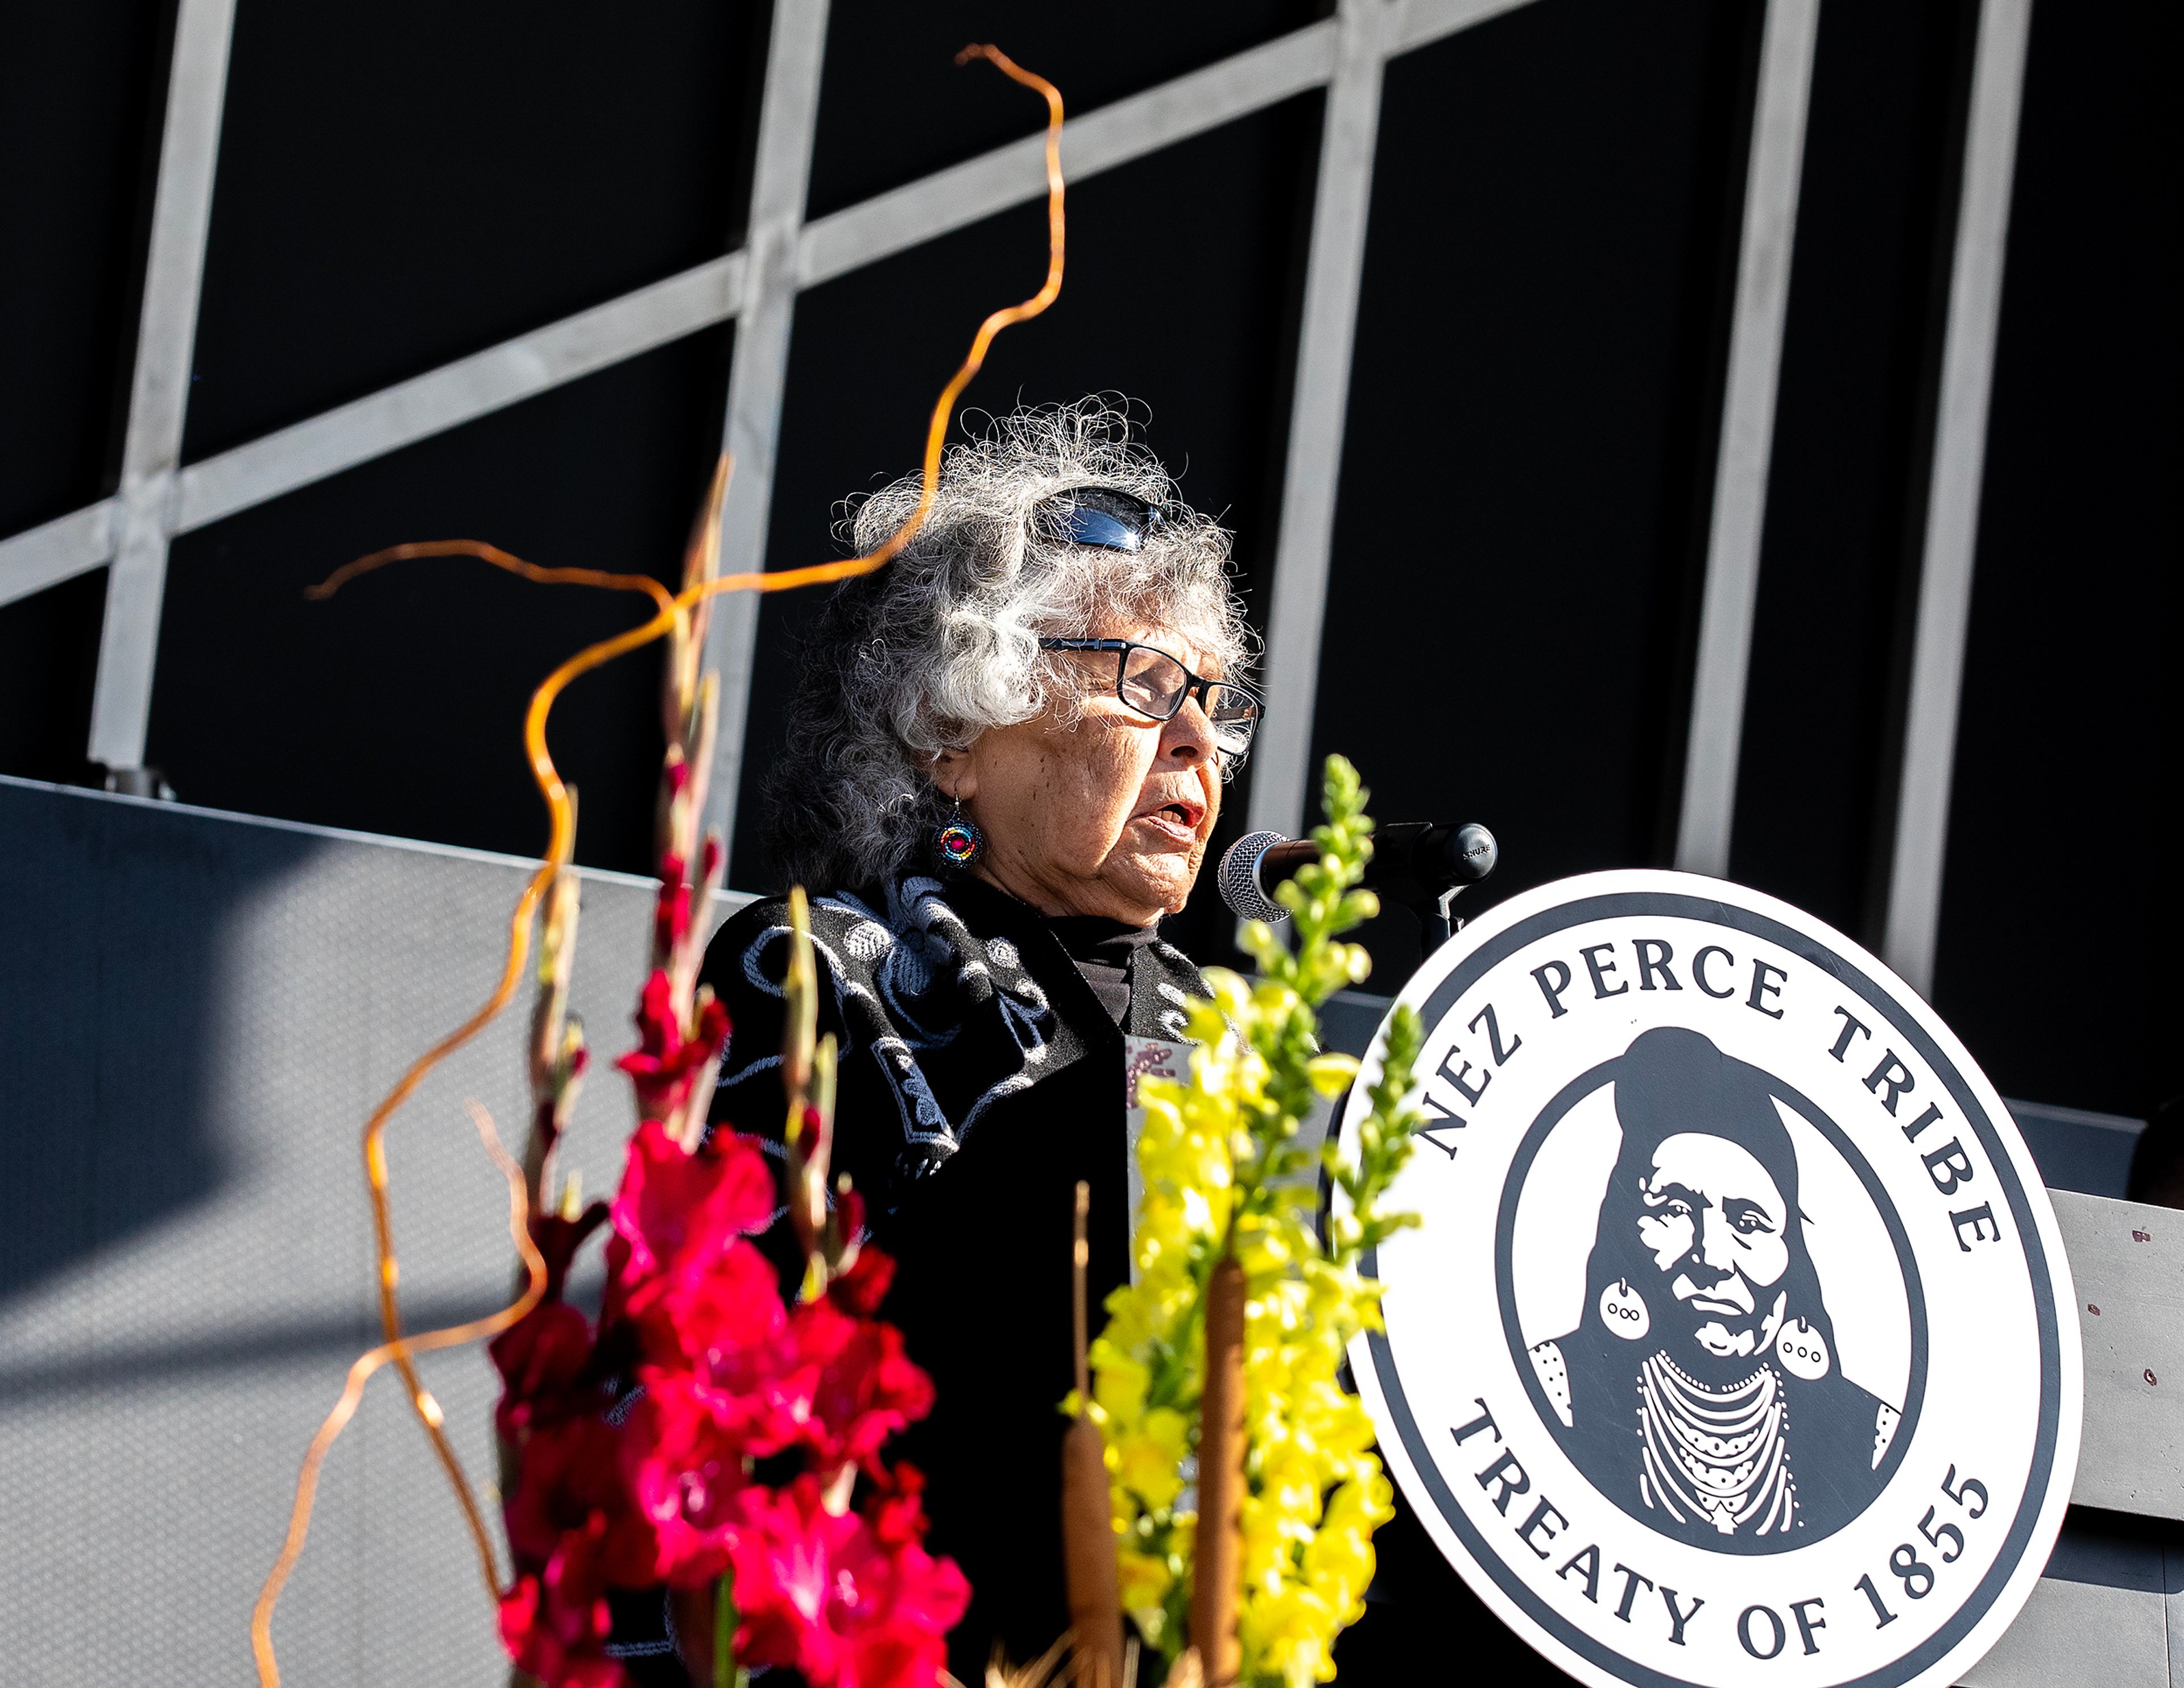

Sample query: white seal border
[1342,868,2082,1688]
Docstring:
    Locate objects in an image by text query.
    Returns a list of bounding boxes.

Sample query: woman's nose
[1160,696,1217,764]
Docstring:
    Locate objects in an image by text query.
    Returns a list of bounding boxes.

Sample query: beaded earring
[934,797,986,870]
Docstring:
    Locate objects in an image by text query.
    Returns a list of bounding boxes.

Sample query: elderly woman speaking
[699,404,1258,1672]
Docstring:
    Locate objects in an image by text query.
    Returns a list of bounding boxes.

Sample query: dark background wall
[2,0,2177,1124]
[1730,0,1978,943]
[1313,0,1759,982]
[1929,0,2182,1120]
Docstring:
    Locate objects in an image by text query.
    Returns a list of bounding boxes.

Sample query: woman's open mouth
[1135,796,1206,843]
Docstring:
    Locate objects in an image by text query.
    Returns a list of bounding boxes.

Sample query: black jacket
[698,871,1206,1677]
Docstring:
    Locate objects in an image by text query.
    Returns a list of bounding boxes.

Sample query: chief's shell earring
[1776,1316,1831,1380]
[934,797,985,870]
[1598,1278,1650,1341]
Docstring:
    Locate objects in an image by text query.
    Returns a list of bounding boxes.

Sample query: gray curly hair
[763,399,1253,892]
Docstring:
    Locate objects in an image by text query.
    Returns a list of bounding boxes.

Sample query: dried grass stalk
[1189,1257,1246,1685]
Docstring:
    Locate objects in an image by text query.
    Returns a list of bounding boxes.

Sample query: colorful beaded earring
[934,797,985,870]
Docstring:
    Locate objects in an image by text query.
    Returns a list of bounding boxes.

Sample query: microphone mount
[1218,820,1496,957]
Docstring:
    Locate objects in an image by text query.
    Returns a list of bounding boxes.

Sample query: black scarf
[704,870,1202,1210]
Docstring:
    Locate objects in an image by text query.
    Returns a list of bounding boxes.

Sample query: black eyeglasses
[1037,637,1262,760]
[1030,486,1168,554]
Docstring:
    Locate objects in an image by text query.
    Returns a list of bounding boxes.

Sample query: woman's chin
[1102,850,1198,919]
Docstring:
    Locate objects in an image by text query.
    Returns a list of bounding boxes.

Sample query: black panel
[1335,1499,1582,1687]
[1312,0,1760,988]
[147,328,733,876]
[1932,1,2182,1119]
[1730,0,1977,939]
[180,0,764,461]
[0,570,108,785]
[733,98,1324,973]
[803,0,1323,221]
[0,0,168,534]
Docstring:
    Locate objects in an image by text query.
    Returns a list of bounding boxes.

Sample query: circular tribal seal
[1339,870,2080,1688]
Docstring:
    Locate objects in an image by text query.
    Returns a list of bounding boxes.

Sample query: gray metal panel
[1674,0,1821,878]
[2170,1548,2184,1688]
[1961,1574,2170,1688]
[2051,1189,2184,1521]
[0,777,743,1682]
[1967,1515,2184,1687]
[1883,0,2034,996]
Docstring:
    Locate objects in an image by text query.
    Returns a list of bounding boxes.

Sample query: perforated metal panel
[0,776,744,1685]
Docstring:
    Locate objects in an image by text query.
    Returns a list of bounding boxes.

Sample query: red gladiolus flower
[864,1463,933,1548]
[789,1294,936,1478]
[617,1373,766,1586]
[498,1511,627,1688]
[607,1120,774,1309]
[617,971,730,1124]
[503,1413,660,1586]
[653,878,692,961]
[631,1241,818,1462]
[826,1242,895,1318]
[496,813,966,1686]
[729,1474,970,1688]
[490,1301,601,1442]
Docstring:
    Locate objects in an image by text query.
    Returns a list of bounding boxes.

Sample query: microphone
[1218,821,1498,924]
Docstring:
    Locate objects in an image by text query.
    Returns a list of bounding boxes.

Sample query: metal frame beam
[1247,0,1399,841]
[85,0,237,772]
[0,503,117,608]
[704,0,831,847]
[3,3,1542,779]
[1674,0,1822,877]
[177,254,747,533]
[795,20,1339,291]
[1247,0,1544,841]
[1884,0,2034,995]
[0,16,1359,617]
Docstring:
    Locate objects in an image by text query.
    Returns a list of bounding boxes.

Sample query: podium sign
[1339,871,2080,1688]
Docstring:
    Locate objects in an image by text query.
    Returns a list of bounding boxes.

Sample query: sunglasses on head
[1029,486,1168,554]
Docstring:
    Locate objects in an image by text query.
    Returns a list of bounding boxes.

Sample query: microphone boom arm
[1217,821,1496,957]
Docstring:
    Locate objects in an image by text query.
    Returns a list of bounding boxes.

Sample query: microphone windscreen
[1449,822,1498,884]
[1218,830,1291,924]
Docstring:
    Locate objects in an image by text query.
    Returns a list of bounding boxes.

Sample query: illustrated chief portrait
[1514,1026,1916,1553]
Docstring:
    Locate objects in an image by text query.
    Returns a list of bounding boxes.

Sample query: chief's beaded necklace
[1635,1351,1796,1537]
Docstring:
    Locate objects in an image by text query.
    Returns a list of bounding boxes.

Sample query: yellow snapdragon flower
[1072,757,1426,1686]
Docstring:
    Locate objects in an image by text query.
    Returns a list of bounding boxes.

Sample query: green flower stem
[713,1569,746,1688]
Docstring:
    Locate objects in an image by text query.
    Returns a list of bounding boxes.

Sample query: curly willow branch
[250,1100,545,1687]
[250,46,1065,1687]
